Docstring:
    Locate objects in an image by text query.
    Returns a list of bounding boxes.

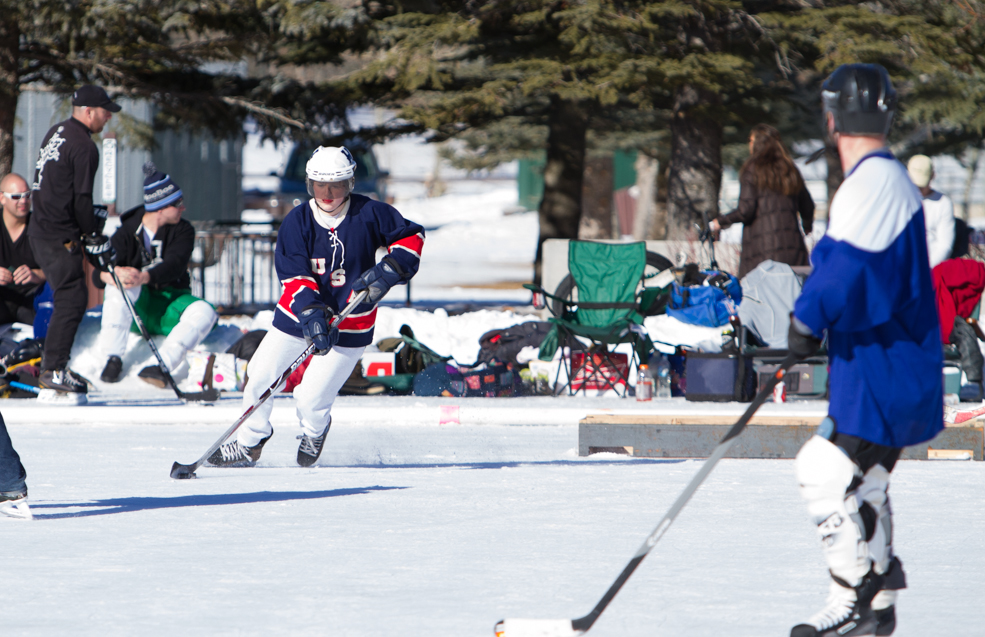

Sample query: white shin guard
[795,436,875,587]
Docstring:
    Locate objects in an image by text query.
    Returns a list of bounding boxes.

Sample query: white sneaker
[0,490,33,520]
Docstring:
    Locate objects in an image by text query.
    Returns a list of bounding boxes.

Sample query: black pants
[950,317,983,384]
[29,236,87,371]
[0,288,37,326]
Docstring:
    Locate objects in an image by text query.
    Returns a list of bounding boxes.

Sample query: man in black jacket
[29,85,119,397]
[96,163,217,386]
[0,173,46,326]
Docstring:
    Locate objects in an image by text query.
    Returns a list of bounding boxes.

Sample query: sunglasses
[2,191,31,201]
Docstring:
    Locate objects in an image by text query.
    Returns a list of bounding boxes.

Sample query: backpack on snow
[476,322,553,366]
[666,270,742,328]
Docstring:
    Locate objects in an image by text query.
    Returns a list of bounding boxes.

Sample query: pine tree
[0,0,370,176]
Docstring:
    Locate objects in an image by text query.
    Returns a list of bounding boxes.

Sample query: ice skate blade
[495,619,578,637]
[0,499,33,520]
[37,389,87,405]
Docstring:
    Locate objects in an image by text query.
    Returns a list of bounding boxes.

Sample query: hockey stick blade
[169,290,369,480]
[177,387,221,403]
[495,354,799,636]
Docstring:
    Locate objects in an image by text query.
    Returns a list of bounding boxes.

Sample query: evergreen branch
[219,96,308,130]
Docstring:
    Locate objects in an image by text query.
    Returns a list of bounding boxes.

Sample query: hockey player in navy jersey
[208,146,424,468]
[786,65,943,637]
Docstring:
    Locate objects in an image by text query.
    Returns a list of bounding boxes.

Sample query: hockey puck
[172,471,196,480]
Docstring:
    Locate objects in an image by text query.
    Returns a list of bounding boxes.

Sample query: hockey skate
[101,355,123,383]
[790,571,883,637]
[38,368,89,405]
[0,489,32,520]
[297,422,330,467]
[207,433,271,467]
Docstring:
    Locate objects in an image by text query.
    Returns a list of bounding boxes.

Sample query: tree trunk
[578,155,613,240]
[0,19,19,177]
[666,84,722,240]
[632,153,659,240]
[534,97,588,284]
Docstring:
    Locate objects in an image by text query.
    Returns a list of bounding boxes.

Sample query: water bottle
[636,364,653,402]
[655,356,672,399]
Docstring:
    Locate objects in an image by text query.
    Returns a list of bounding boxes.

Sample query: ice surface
[2,415,982,636]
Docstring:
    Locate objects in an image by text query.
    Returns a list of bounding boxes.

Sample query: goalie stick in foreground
[494,354,799,637]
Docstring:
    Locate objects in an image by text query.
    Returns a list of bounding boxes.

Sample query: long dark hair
[740,124,804,197]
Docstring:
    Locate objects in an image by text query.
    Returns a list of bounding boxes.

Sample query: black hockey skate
[207,434,271,468]
[874,606,895,636]
[101,356,123,383]
[297,422,331,467]
[791,571,884,637]
[39,368,88,393]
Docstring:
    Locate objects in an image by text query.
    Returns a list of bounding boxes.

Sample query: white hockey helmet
[306,145,356,182]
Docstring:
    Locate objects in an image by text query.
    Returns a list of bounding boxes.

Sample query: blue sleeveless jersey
[272,194,424,347]
[794,150,943,448]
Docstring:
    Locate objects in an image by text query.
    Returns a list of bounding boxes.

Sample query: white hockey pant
[98,284,218,372]
[795,435,894,590]
[236,328,364,448]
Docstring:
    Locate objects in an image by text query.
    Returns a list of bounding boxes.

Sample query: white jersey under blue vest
[794,149,944,448]
[272,194,425,347]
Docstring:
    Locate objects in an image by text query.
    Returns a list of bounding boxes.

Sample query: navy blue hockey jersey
[272,194,424,347]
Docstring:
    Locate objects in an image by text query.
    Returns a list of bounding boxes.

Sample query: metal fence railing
[189,223,279,312]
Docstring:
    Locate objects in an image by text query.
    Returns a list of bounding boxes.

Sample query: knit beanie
[143,162,183,211]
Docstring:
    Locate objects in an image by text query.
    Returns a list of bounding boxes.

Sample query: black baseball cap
[72,85,122,112]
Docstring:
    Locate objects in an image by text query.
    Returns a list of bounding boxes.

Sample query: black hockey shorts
[819,419,902,475]
[28,235,88,371]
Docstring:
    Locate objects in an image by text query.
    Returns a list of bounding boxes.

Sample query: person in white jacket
[907,154,954,268]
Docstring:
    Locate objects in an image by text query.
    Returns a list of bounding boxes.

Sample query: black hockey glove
[352,256,406,305]
[83,233,116,272]
[93,204,109,234]
[788,313,822,359]
[299,304,339,356]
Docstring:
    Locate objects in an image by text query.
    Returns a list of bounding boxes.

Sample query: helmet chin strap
[314,194,349,215]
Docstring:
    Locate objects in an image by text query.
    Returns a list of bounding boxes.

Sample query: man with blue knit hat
[95,162,217,386]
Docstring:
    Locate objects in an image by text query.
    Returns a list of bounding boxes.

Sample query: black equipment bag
[684,350,756,402]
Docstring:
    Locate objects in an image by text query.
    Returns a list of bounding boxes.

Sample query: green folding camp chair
[525,241,655,396]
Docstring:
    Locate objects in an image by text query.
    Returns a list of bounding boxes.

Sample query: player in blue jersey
[786,65,943,637]
[208,146,424,468]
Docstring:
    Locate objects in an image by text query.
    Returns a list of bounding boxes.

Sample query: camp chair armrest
[523,283,578,310]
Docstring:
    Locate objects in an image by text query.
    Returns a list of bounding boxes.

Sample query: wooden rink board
[579,415,984,461]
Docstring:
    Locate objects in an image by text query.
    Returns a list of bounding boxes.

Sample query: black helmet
[821,63,897,136]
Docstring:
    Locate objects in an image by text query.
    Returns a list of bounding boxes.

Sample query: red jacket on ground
[932,258,985,343]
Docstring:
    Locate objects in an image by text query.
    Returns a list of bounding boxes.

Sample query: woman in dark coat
[710,124,815,279]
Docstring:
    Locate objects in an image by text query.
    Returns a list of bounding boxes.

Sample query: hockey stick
[944,402,985,425]
[495,353,799,637]
[107,265,219,402]
[169,290,369,480]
